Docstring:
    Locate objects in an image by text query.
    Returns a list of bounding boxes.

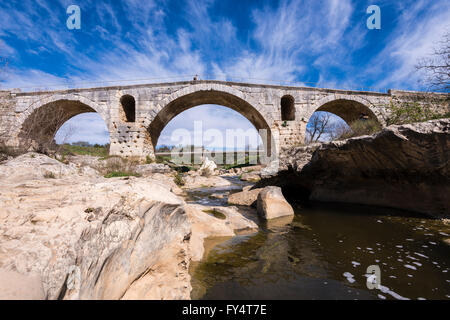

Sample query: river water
[187,180,450,300]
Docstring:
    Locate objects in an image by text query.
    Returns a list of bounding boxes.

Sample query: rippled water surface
[189,187,450,300]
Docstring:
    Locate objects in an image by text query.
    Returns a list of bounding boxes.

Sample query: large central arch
[148,86,275,155]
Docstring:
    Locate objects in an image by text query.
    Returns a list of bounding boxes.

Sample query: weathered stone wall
[0,81,448,159]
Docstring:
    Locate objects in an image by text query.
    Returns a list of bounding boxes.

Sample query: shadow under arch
[148,90,274,156]
[313,98,380,125]
[18,99,109,150]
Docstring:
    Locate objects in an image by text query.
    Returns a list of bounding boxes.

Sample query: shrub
[173,172,185,186]
[386,101,448,125]
[98,156,141,178]
[0,144,26,158]
[337,119,382,140]
[43,171,56,179]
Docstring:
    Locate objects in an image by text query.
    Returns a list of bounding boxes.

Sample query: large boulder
[199,157,217,177]
[257,186,294,220]
[241,165,262,173]
[240,172,261,182]
[183,175,231,188]
[185,204,258,261]
[0,154,192,300]
[228,188,262,206]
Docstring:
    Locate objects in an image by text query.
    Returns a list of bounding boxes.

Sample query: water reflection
[191,202,450,300]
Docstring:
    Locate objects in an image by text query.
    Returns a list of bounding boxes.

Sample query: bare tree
[57,123,76,145]
[305,112,333,144]
[329,122,352,141]
[416,31,450,92]
[19,105,72,154]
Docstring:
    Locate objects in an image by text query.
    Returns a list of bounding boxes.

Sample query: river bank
[1,118,449,300]
[259,119,450,219]
[184,178,450,300]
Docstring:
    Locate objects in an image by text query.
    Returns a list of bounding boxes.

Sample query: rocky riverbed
[0,152,264,299]
[0,119,449,300]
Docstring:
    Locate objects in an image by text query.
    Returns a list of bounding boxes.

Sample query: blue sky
[0,0,449,146]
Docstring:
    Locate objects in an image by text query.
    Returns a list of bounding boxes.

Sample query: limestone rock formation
[199,157,217,177]
[185,204,258,261]
[0,152,99,182]
[0,154,192,300]
[0,270,45,300]
[183,175,231,188]
[259,119,450,219]
[256,186,294,220]
[228,188,262,206]
[240,172,261,182]
[135,163,172,176]
[0,152,265,300]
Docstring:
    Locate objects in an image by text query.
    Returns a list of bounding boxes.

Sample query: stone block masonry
[0,80,448,160]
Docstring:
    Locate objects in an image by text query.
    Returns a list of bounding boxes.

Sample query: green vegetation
[156,154,171,163]
[386,101,449,126]
[145,155,154,164]
[100,156,141,178]
[222,155,259,170]
[59,143,110,157]
[202,209,227,220]
[104,171,141,178]
[0,144,24,158]
[173,172,185,186]
[336,119,382,140]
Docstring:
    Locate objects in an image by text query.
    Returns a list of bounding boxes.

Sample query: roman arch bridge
[0,80,448,160]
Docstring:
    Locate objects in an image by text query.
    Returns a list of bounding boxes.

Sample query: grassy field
[59,144,110,157]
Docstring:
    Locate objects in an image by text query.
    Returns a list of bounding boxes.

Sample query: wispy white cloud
[158,105,261,149]
[366,0,450,90]
[55,113,110,145]
[215,0,357,83]
[1,0,449,144]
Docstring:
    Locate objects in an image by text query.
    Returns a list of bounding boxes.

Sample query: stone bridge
[0,80,448,160]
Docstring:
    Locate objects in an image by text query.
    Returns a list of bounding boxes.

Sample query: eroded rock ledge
[0,153,259,299]
[259,119,450,219]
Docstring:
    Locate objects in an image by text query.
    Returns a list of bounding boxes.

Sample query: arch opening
[148,90,274,162]
[156,104,263,152]
[305,99,381,143]
[120,95,136,122]
[19,99,110,153]
[281,95,295,121]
